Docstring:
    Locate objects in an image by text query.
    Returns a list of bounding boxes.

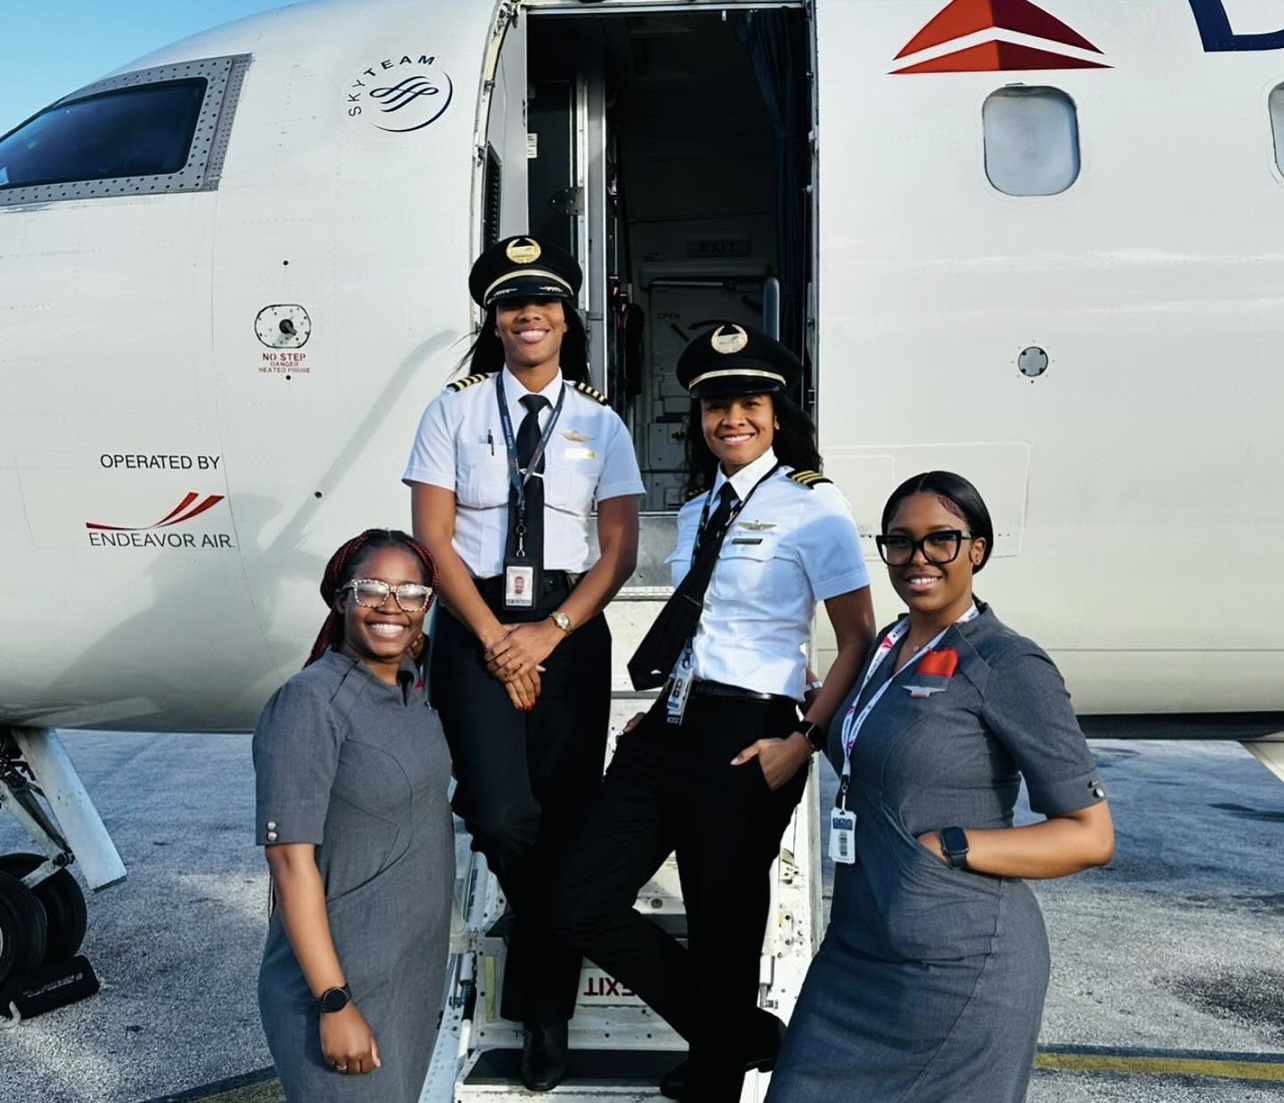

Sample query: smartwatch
[317,984,352,1013]
[796,721,825,753]
[939,826,969,870]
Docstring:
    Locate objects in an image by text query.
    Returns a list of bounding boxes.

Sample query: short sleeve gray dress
[766,605,1106,1103]
[253,651,454,1103]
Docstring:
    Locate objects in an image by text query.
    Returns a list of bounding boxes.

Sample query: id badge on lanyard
[828,604,979,865]
[496,375,565,611]
[829,809,857,865]
[665,644,695,725]
[503,562,536,609]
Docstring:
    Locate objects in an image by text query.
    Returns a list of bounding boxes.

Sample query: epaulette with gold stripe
[446,373,488,393]
[685,485,710,503]
[573,380,610,406]
[787,469,831,489]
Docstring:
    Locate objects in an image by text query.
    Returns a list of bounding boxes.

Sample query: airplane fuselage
[2,0,1283,731]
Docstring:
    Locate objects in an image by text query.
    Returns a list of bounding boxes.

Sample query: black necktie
[628,482,739,690]
[507,394,549,563]
[692,482,738,564]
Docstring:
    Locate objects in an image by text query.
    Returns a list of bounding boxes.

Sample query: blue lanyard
[494,372,566,520]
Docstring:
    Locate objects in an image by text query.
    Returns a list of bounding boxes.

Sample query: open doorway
[525,4,814,511]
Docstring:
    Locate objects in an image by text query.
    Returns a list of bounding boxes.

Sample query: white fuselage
[1,0,1282,731]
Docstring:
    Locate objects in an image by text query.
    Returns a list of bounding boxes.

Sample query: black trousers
[429,577,610,1024]
[546,692,807,1102]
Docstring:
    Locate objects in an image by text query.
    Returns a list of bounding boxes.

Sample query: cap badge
[506,238,542,264]
[710,324,749,355]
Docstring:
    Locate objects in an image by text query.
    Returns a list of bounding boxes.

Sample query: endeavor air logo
[86,493,234,549]
[892,0,1109,74]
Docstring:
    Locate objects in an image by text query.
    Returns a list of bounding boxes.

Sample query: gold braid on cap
[686,367,787,391]
[485,267,574,301]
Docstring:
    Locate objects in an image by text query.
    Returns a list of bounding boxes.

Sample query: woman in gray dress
[766,472,1115,1103]
[254,528,454,1102]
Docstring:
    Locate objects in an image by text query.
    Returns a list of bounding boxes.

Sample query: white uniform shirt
[404,367,644,577]
[668,447,870,700]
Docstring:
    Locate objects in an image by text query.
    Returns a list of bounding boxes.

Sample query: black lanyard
[690,462,781,566]
[495,372,567,523]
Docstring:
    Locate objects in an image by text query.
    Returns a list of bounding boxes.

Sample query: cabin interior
[487,4,814,512]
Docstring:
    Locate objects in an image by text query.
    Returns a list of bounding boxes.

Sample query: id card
[829,809,857,865]
[503,563,536,610]
[665,647,695,725]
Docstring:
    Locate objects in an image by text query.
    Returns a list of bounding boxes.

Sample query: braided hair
[305,528,436,667]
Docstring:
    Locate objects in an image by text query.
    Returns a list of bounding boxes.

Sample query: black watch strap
[317,984,351,1013]
[940,826,969,869]
[796,721,825,752]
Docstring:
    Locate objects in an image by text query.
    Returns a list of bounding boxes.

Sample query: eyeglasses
[875,530,974,567]
[344,579,433,613]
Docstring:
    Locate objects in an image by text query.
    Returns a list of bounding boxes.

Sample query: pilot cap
[469,235,582,309]
[676,323,802,399]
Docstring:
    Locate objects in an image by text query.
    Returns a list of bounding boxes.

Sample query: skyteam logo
[892,0,1109,74]
[346,54,454,133]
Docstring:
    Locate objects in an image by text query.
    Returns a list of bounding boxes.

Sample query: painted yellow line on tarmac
[193,1083,281,1103]
[1036,1047,1284,1081]
[168,1046,1284,1100]
[145,1070,281,1103]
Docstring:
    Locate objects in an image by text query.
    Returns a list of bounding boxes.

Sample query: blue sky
[0,0,286,131]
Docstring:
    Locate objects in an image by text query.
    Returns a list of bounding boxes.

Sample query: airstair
[420,518,824,1102]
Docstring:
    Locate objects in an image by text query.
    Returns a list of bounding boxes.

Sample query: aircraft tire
[0,853,86,964]
[0,868,48,986]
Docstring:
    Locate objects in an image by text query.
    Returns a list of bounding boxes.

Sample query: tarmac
[0,731,1281,1103]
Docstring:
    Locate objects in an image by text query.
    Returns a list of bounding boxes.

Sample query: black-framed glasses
[344,579,433,613]
[875,530,974,567]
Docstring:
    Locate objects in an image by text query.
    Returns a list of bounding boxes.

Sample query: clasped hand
[484,622,560,712]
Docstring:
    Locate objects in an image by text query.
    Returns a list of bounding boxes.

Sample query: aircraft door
[482,5,530,245]
[527,61,624,396]
[523,5,814,510]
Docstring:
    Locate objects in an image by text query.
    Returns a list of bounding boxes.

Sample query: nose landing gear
[0,730,96,1005]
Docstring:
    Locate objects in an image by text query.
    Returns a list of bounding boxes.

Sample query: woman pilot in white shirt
[404,236,644,1093]
[546,323,876,1103]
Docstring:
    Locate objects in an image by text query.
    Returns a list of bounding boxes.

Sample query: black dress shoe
[659,1011,786,1100]
[521,1020,570,1092]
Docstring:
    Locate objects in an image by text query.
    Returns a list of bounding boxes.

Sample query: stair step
[460,1047,677,1099]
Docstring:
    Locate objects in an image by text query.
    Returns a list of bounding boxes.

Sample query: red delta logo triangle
[892,0,1109,74]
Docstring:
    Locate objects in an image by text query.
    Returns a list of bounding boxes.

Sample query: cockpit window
[0,54,249,207]
[0,81,205,190]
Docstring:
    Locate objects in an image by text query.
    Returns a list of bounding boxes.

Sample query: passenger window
[0,81,205,190]
[0,55,248,207]
[982,86,1080,197]
[1271,85,1284,175]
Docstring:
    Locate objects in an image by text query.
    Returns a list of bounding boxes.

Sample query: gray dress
[253,651,454,1103]
[767,605,1106,1103]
